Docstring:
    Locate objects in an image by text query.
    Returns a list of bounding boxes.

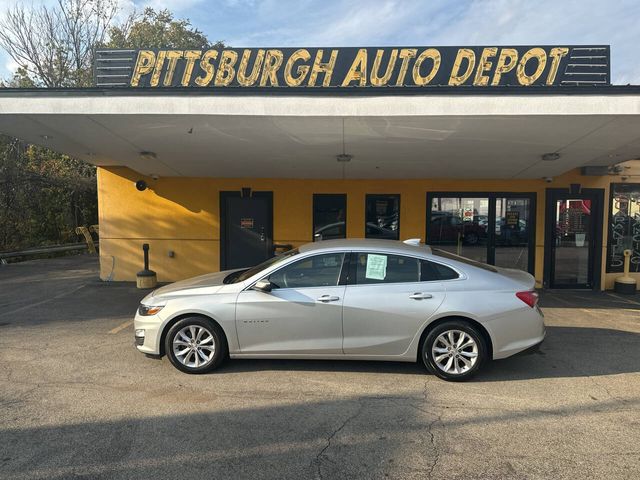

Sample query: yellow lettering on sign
[370,49,398,86]
[396,48,417,86]
[130,50,156,87]
[194,50,218,87]
[491,48,518,86]
[215,50,238,86]
[260,49,284,86]
[284,49,311,87]
[448,48,475,86]
[342,48,368,87]
[163,50,184,86]
[412,48,441,86]
[181,50,202,86]
[546,47,569,85]
[517,47,547,86]
[308,49,338,87]
[473,47,498,86]
[237,49,265,86]
[150,50,167,87]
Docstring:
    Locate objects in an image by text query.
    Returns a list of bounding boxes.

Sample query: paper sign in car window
[366,254,387,280]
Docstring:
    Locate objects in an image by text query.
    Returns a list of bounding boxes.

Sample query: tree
[106,8,223,50]
[0,0,118,88]
[0,5,217,252]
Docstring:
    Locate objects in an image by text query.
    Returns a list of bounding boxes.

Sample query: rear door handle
[317,295,340,302]
[409,292,433,300]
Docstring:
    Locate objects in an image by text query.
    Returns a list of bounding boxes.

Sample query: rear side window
[420,260,459,281]
[355,253,419,284]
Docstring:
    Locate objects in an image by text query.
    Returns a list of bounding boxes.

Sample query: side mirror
[253,279,272,292]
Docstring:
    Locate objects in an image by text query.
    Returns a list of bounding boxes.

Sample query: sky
[0,0,639,84]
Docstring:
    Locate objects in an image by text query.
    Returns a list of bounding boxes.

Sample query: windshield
[225,248,300,283]
[431,248,497,273]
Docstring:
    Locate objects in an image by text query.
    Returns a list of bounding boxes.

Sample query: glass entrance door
[551,198,594,288]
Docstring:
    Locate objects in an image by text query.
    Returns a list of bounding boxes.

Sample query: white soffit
[0,94,639,179]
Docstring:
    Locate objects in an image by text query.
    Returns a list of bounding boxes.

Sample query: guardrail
[0,242,98,263]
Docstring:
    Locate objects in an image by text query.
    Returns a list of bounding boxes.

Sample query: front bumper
[133,313,164,355]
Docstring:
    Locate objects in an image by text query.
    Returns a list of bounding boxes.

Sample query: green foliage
[0,137,98,250]
[107,8,223,50]
[0,5,217,252]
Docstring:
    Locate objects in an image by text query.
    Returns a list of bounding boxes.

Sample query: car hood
[151,269,243,297]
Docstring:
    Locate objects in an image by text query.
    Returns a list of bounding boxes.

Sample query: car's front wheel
[165,316,227,374]
[422,321,487,381]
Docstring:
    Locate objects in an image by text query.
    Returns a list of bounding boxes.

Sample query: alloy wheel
[431,329,479,375]
[172,325,216,368]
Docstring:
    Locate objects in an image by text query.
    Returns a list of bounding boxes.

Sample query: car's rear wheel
[422,321,487,381]
[165,317,227,374]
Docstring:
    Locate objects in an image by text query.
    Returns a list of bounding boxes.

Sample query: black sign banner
[95,45,610,89]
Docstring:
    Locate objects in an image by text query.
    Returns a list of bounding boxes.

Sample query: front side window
[228,248,299,283]
[355,253,419,284]
[365,194,400,240]
[268,253,345,289]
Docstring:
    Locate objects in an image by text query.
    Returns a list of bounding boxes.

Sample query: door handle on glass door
[317,295,340,302]
[409,293,433,300]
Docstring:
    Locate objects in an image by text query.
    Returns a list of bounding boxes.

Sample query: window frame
[606,183,640,273]
[426,191,536,275]
[365,194,401,240]
[312,193,347,242]
[347,251,462,286]
[259,251,349,290]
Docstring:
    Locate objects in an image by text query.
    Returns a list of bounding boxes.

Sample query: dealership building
[1,44,640,290]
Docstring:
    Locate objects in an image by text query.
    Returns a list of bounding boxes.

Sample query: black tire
[164,316,228,374]
[422,320,488,382]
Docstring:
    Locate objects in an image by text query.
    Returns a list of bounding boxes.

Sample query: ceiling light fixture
[40,134,53,140]
[541,152,560,161]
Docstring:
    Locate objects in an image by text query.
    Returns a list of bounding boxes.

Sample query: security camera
[151,174,159,181]
[135,180,147,191]
[544,177,553,183]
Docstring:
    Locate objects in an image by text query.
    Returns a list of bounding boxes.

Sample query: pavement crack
[313,401,365,479]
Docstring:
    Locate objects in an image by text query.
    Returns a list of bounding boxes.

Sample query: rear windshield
[225,248,300,283]
[431,249,498,273]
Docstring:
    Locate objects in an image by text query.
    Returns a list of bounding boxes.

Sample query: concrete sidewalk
[0,255,639,479]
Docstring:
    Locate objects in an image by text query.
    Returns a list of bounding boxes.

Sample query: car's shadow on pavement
[217,326,640,381]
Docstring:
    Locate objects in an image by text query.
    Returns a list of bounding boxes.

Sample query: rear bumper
[487,306,546,360]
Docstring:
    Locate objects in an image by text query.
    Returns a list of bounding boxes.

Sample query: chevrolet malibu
[134,239,544,381]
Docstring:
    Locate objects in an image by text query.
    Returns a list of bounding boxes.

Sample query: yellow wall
[97,165,640,289]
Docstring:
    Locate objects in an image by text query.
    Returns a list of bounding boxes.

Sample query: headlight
[138,304,165,316]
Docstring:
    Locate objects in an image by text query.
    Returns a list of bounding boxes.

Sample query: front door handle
[317,295,340,302]
[409,292,433,300]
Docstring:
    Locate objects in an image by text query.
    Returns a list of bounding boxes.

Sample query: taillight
[516,290,539,308]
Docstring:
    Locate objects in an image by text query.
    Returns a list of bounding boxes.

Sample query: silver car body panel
[134,239,545,362]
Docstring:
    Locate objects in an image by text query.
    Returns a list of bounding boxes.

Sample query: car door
[235,252,347,354]
[342,252,448,356]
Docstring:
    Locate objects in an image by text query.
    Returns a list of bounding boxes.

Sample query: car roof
[298,238,432,256]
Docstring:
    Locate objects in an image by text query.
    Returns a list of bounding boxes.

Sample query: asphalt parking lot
[1,255,639,480]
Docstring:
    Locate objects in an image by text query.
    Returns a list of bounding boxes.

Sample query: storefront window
[428,196,489,263]
[607,184,640,273]
[427,193,535,273]
[365,194,400,240]
[495,197,531,271]
[313,194,346,241]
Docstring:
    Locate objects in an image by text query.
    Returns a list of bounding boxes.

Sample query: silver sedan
[134,239,545,381]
